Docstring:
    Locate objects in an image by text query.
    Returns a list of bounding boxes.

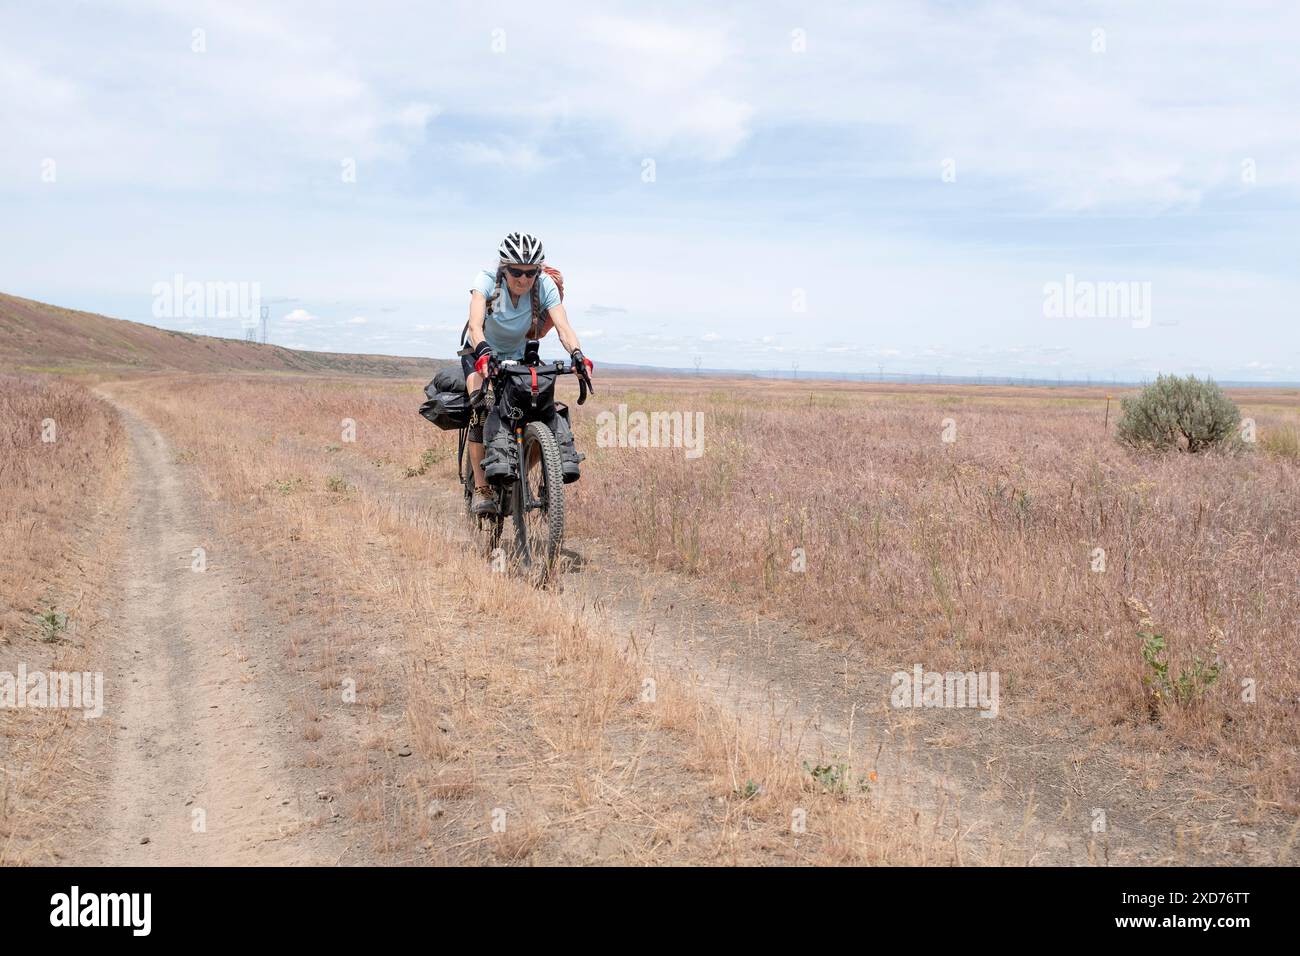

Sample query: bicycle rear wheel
[512,420,565,584]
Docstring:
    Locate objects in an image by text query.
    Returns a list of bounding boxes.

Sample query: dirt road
[89,395,333,865]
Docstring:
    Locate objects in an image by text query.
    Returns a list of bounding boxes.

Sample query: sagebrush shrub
[1115,374,1241,452]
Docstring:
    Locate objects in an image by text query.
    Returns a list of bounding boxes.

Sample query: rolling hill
[0,292,439,377]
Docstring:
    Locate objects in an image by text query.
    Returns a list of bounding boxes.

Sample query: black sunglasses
[505,266,538,279]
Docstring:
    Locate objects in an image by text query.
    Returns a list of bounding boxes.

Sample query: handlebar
[472,359,594,409]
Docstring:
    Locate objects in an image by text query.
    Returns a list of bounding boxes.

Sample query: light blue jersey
[471,268,560,360]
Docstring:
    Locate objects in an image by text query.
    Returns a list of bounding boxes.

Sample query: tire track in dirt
[88,394,335,865]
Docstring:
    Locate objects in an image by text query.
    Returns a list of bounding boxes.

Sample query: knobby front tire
[513,420,565,585]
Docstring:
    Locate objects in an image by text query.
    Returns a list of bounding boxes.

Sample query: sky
[2,1,1299,381]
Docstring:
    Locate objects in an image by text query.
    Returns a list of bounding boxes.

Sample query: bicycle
[456,350,592,584]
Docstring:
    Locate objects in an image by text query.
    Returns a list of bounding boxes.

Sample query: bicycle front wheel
[512,420,565,583]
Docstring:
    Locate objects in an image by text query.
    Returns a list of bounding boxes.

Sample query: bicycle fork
[516,426,546,514]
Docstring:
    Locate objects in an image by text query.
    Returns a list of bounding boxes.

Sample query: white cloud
[574,14,753,160]
[283,308,317,322]
[0,3,430,190]
[394,102,438,130]
[7,3,1298,205]
[753,3,1300,208]
[347,315,368,324]
[450,140,549,172]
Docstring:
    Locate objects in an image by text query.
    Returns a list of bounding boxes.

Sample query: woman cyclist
[461,231,593,515]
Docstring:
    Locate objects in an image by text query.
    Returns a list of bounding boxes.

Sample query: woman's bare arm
[547,301,581,355]
[466,290,487,348]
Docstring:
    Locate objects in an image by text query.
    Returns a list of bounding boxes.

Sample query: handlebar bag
[500,366,558,420]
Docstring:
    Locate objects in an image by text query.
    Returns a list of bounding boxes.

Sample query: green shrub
[404,448,441,478]
[37,606,68,643]
[270,476,305,495]
[1138,628,1221,713]
[803,760,871,796]
[1116,374,1241,453]
[324,475,352,493]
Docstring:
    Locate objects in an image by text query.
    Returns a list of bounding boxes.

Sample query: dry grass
[74,368,1298,868]
[1261,422,1300,462]
[573,378,1300,810]
[590,379,1300,808]
[0,373,128,863]
[115,371,1300,819]
[0,374,126,642]
[107,373,963,864]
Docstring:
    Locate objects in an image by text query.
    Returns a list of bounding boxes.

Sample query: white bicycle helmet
[498,231,545,265]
